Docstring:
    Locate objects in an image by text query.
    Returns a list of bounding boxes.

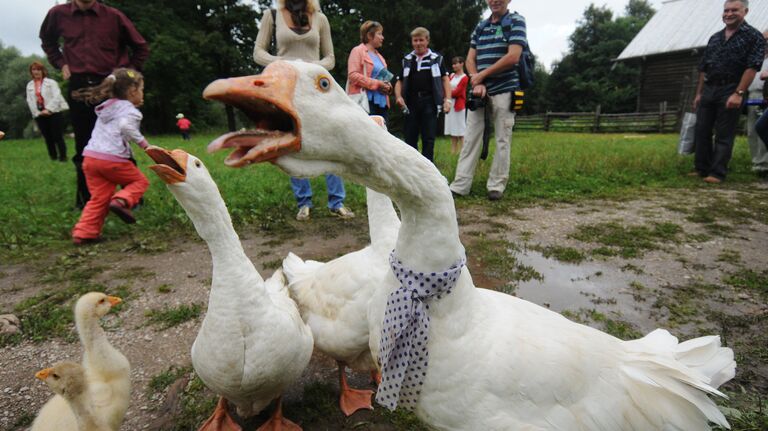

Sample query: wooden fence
[515,105,680,134]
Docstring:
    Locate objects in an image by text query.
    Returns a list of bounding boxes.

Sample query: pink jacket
[347,43,390,108]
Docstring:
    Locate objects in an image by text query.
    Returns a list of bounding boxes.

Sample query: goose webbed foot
[256,397,301,431]
[338,361,374,416]
[197,397,241,431]
[370,369,382,386]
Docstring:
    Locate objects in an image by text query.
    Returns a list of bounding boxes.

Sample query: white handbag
[346,61,370,113]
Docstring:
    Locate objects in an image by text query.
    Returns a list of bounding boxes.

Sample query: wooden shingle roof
[617,0,768,60]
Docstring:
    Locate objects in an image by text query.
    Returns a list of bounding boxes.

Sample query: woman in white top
[253,0,355,222]
[26,61,69,161]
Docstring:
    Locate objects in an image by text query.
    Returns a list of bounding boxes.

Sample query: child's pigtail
[71,69,143,105]
[72,75,118,105]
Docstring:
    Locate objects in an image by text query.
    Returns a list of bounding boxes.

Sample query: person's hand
[470,71,486,87]
[725,93,743,110]
[395,96,406,108]
[379,81,392,95]
[692,94,702,111]
[472,84,487,98]
[62,64,71,80]
[761,70,768,81]
[443,99,452,113]
[40,109,52,116]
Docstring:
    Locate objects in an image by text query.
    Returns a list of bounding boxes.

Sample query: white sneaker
[296,206,311,221]
[330,206,355,219]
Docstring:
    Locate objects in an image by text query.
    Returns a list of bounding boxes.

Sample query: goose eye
[316,76,331,92]
[98,299,105,304]
[52,374,59,379]
[195,160,201,168]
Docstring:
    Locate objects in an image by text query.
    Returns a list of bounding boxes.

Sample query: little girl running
[71,68,151,245]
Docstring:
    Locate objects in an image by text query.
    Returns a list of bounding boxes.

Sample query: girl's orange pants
[72,157,149,240]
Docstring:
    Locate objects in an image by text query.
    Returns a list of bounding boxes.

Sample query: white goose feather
[204,61,736,431]
[282,187,400,371]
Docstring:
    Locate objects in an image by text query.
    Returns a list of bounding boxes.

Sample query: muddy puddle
[512,250,660,332]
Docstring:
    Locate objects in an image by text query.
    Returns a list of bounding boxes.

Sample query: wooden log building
[617,0,768,113]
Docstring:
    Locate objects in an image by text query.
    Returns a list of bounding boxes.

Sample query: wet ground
[1,186,767,429]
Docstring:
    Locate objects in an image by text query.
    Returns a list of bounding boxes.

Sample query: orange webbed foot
[197,397,241,431]
[339,386,374,416]
[256,397,302,431]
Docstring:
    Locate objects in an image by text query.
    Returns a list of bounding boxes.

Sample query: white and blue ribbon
[376,251,466,411]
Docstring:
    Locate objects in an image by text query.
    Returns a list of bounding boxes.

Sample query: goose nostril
[253,80,265,87]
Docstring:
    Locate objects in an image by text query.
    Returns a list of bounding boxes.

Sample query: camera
[466,94,486,111]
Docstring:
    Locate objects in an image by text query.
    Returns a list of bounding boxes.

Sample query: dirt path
[1,185,766,430]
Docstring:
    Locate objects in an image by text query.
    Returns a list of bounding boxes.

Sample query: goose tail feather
[620,329,734,429]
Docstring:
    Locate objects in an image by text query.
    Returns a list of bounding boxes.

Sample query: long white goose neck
[176,183,267,301]
[342,125,465,272]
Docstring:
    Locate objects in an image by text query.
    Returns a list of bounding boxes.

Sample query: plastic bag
[678,112,696,155]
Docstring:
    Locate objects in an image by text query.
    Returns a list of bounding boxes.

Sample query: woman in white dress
[444,56,468,154]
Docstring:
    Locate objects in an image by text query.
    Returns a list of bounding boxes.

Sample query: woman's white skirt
[444,107,466,137]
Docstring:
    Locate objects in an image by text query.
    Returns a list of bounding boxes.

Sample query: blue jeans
[290,175,346,210]
[756,108,768,151]
[404,95,437,162]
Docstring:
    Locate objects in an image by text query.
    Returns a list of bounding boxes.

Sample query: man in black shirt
[692,0,765,183]
[394,27,452,163]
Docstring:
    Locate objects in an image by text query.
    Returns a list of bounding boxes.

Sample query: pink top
[347,43,390,108]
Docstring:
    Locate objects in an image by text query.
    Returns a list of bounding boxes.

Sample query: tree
[543,0,656,113]
[106,0,266,132]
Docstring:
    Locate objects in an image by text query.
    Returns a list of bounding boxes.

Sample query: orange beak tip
[107,296,122,306]
[35,368,52,380]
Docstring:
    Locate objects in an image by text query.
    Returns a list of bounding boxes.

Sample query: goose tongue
[203,62,301,167]
[207,129,298,167]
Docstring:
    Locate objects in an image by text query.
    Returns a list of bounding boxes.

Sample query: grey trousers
[450,92,516,195]
[747,89,768,173]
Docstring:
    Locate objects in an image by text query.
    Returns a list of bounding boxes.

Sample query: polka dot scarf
[376,251,466,411]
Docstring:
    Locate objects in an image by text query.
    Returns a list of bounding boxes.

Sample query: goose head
[36,362,87,399]
[203,61,463,270]
[146,146,234,242]
[146,146,221,204]
[75,292,121,321]
[204,61,387,181]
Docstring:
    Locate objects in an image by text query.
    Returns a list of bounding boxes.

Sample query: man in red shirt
[176,113,192,141]
[40,0,149,209]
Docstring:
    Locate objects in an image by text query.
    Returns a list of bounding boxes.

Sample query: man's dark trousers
[68,73,105,208]
[694,83,742,180]
[756,109,768,150]
[404,95,437,162]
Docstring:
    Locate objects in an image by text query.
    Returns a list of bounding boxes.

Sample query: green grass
[539,245,587,264]
[0,132,760,262]
[147,365,193,397]
[570,221,683,258]
[145,303,202,329]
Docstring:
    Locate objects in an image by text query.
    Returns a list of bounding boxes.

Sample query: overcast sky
[1,0,665,71]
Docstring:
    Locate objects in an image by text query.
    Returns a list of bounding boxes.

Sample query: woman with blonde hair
[26,61,69,161]
[347,20,393,122]
[254,0,355,222]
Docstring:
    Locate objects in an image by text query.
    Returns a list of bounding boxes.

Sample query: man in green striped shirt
[450,0,527,201]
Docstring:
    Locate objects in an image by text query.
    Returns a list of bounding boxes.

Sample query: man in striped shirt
[450,0,527,201]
